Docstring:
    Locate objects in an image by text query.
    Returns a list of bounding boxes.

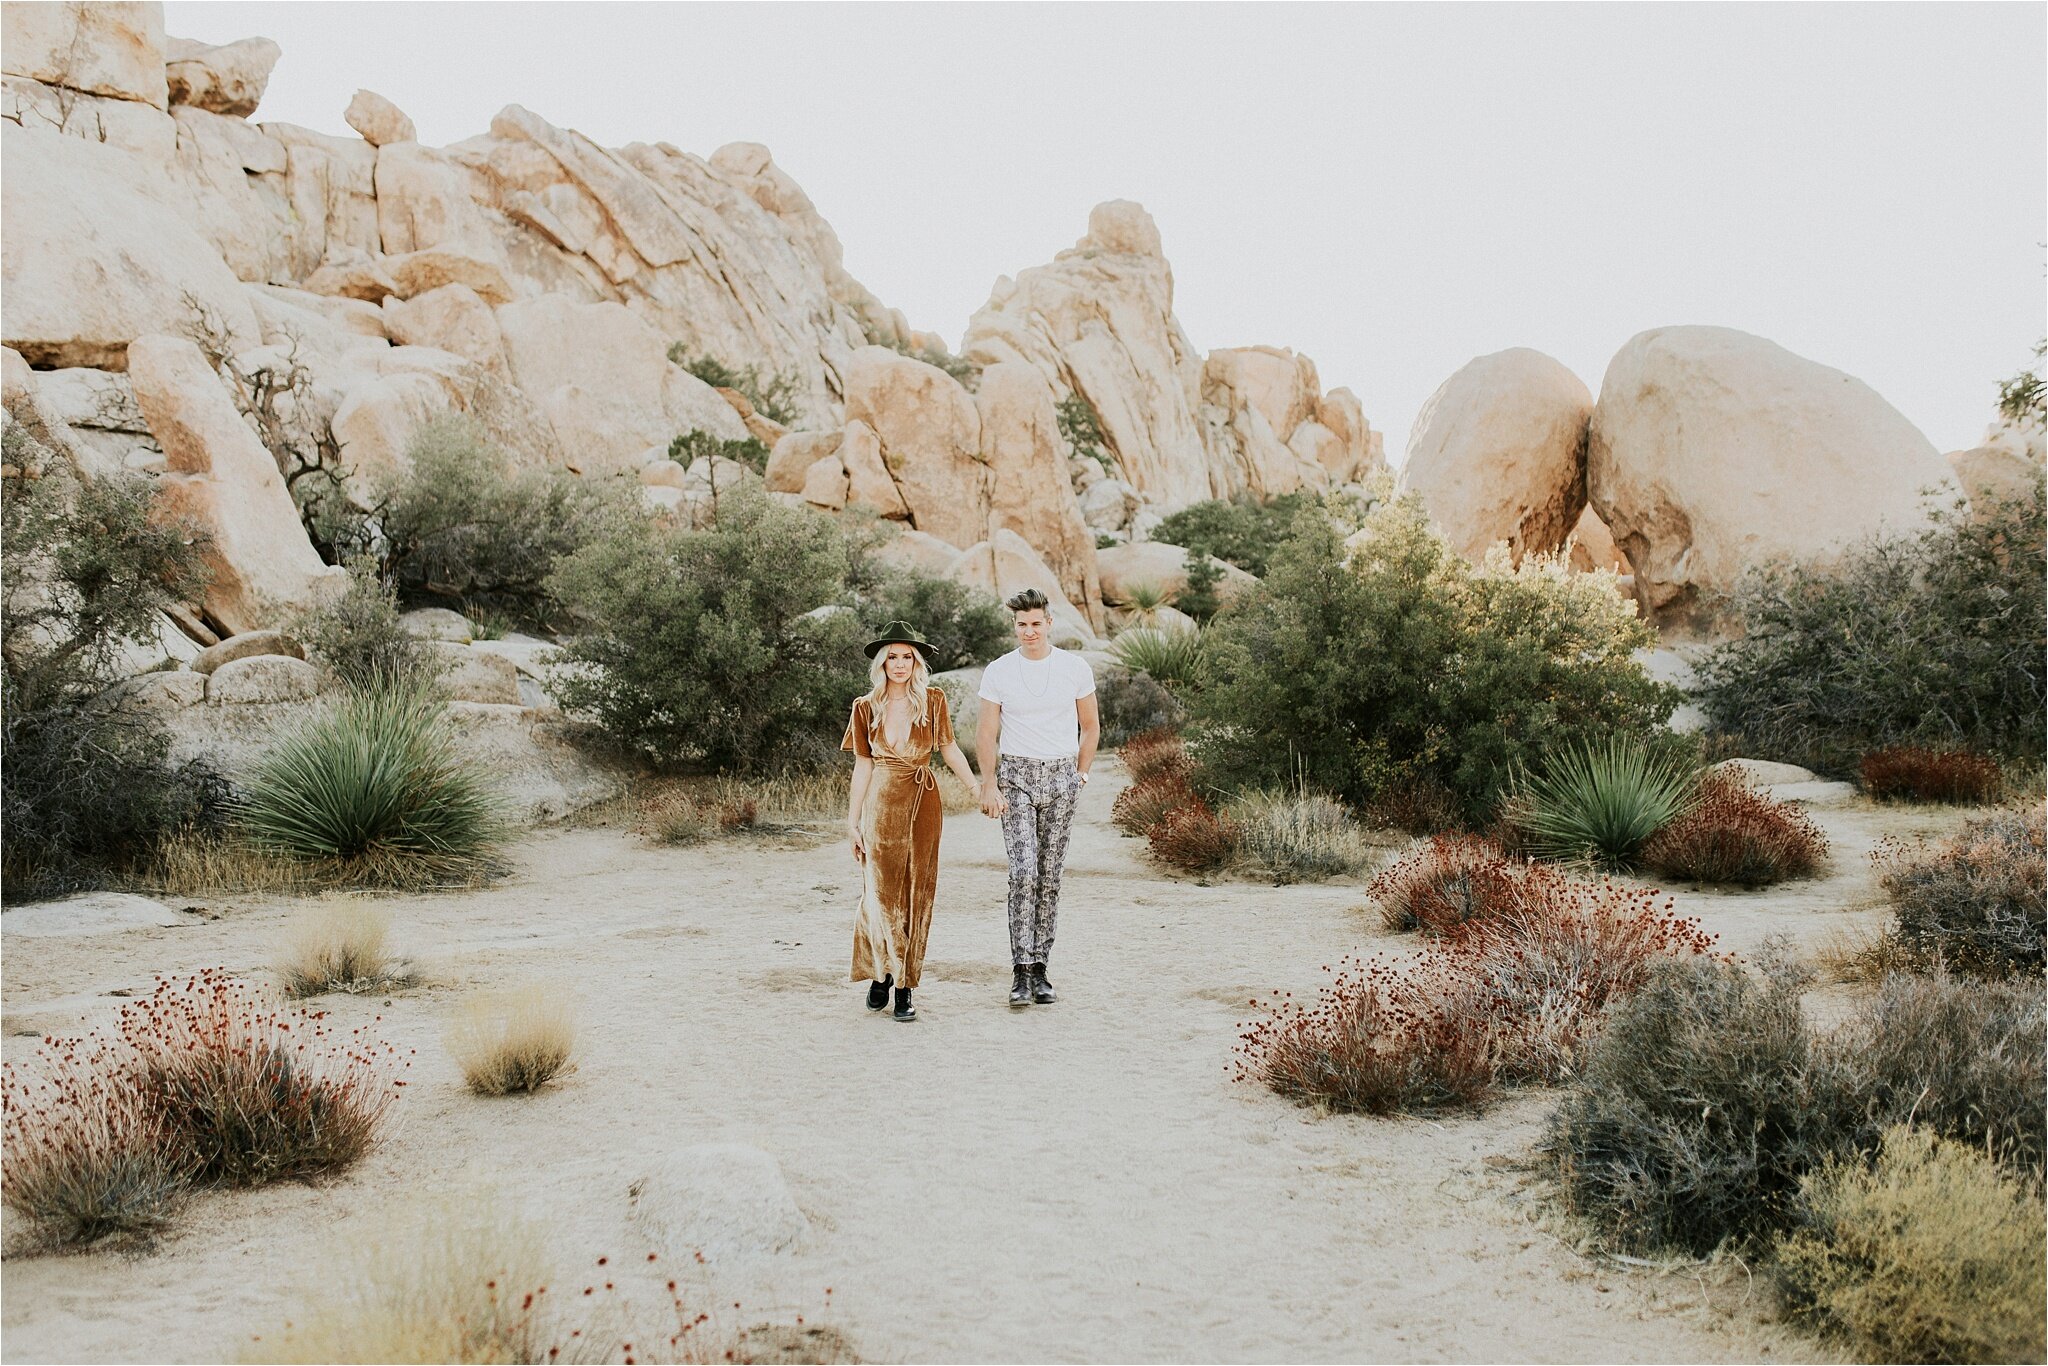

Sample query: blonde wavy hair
[864,644,932,727]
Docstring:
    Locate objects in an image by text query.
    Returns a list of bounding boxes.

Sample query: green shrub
[235,684,504,879]
[1508,735,1697,869]
[667,349,804,426]
[1194,495,1675,822]
[669,428,772,476]
[1095,668,1183,747]
[1152,492,1322,576]
[1228,789,1374,884]
[856,571,1009,671]
[291,562,445,692]
[1694,479,2046,773]
[1110,625,1205,689]
[345,416,634,626]
[1775,1127,2046,1365]
[547,486,869,772]
[1875,806,2046,976]
[1995,339,2045,425]
[1057,394,1111,471]
[1175,549,1224,620]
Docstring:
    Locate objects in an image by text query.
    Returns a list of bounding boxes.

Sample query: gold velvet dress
[841,687,955,990]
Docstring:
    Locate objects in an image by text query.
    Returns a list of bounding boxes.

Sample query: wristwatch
[1077,771,1091,785]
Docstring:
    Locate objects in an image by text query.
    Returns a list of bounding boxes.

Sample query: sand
[1,765,1971,1364]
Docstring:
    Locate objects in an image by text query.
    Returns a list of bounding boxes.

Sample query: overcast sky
[167,1,2045,462]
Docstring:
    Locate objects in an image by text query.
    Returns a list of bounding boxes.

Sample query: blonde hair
[864,645,931,726]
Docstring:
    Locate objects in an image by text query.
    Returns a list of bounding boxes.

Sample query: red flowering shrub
[1121,727,1192,786]
[1859,745,2002,803]
[1368,835,1552,934]
[1147,800,1239,872]
[717,797,758,833]
[1111,771,1198,837]
[1237,873,1718,1112]
[1640,772,1830,885]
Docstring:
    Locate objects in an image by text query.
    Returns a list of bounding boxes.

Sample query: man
[976,589,1100,1008]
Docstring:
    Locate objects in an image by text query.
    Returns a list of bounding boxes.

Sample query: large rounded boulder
[1398,347,1591,563]
[1588,326,1950,634]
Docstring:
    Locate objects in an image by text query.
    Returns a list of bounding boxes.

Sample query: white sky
[166,1,2046,462]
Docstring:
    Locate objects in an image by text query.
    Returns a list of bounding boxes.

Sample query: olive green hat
[863,619,936,662]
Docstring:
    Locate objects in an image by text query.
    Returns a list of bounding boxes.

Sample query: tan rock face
[1093,540,1255,608]
[2,2,167,108]
[163,35,279,118]
[330,371,454,484]
[977,362,1103,631]
[1588,326,1951,634]
[431,643,521,704]
[870,528,963,578]
[384,247,515,305]
[380,283,508,375]
[205,653,324,705]
[1399,347,1592,564]
[126,334,343,634]
[764,430,842,494]
[837,418,909,519]
[1199,346,1333,499]
[192,628,303,674]
[2,127,259,368]
[343,89,416,146]
[1567,505,1632,574]
[3,72,176,159]
[842,346,988,550]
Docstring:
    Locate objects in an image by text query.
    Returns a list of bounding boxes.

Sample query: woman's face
[882,643,918,683]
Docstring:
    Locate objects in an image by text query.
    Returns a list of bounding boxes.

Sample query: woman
[842,621,980,1022]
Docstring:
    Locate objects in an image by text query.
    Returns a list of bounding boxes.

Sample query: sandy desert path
[4,761,1942,1363]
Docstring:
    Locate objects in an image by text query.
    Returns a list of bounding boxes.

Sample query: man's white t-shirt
[978,648,1095,759]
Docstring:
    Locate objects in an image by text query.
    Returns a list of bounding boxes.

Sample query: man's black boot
[892,986,917,1022]
[1030,963,1057,1005]
[866,974,893,1011]
[1009,966,1032,1008]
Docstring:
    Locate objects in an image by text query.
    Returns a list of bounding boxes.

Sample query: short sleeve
[976,659,1003,704]
[840,699,872,758]
[929,687,956,749]
[1072,654,1096,698]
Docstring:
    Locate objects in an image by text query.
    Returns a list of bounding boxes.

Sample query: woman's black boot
[866,974,893,1011]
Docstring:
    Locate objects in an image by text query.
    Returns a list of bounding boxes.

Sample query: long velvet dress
[841,687,954,990]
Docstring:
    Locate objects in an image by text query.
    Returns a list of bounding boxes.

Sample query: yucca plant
[1508,736,1696,870]
[1123,580,1168,623]
[1111,625,1205,689]
[235,684,504,878]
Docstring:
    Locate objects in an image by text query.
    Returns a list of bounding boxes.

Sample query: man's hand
[979,781,1008,819]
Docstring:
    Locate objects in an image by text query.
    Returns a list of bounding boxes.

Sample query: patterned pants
[997,755,1081,967]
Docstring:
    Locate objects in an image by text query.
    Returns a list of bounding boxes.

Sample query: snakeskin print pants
[997,754,1081,967]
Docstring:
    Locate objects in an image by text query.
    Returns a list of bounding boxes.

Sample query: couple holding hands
[841,589,1099,1022]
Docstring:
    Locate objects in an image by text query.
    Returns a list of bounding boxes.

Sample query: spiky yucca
[1111,626,1204,689]
[1510,736,1696,870]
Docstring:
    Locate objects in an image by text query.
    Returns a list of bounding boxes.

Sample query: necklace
[1016,649,1056,699]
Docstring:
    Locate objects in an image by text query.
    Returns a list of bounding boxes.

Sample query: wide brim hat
[863,619,937,662]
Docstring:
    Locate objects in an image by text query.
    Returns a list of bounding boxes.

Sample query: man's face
[1013,609,1049,649]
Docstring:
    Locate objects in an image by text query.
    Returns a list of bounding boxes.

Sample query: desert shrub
[1506,734,1697,870]
[669,349,804,426]
[1875,806,2045,975]
[291,561,445,691]
[1543,952,1823,1254]
[1152,491,1321,576]
[1146,799,1238,872]
[1362,773,1468,837]
[1816,970,2045,1176]
[1369,835,1545,934]
[1123,580,1169,615]
[856,571,1009,671]
[1228,790,1374,883]
[1120,727,1191,785]
[1110,772,1197,838]
[341,416,635,626]
[1694,478,2047,774]
[1057,394,1111,471]
[548,486,870,773]
[235,684,505,879]
[2,1044,192,1247]
[1175,549,1224,621]
[1110,625,1204,689]
[1858,744,2003,803]
[1194,496,1674,823]
[1639,771,1829,886]
[668,428,773,476]
[1775,1126,2046,1365]
[279,903,410,998]
[447,987,576,1096]
[1095,667,1183,746]
[1,459,228,897]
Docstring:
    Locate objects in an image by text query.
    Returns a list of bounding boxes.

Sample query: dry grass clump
[1859,744,2004,803]
[1146,799,1238,873]
[1638,771,1829,886]
[1774,1127,2046,1365]
[1237,877,1716,1115]
[3,970,404,1246]
[1120,727,1191,786]
[1111,770,1198,837]
[146,831,327,897]
[278,903,415,998]
[1227,790,1374,884]
[446,986,576,1096]
[1874,804,2045,975]
[1368,835,1548,934]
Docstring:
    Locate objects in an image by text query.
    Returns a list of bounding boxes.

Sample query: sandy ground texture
[0,762,1978,1364]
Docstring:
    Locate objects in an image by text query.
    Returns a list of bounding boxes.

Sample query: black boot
[1008,965,1032,1008]
[866,974,893,1011]
[892,986,917,1022]
[1030,963,1057,1005]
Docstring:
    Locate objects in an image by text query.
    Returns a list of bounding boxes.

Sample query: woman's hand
[848,822,866,864]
